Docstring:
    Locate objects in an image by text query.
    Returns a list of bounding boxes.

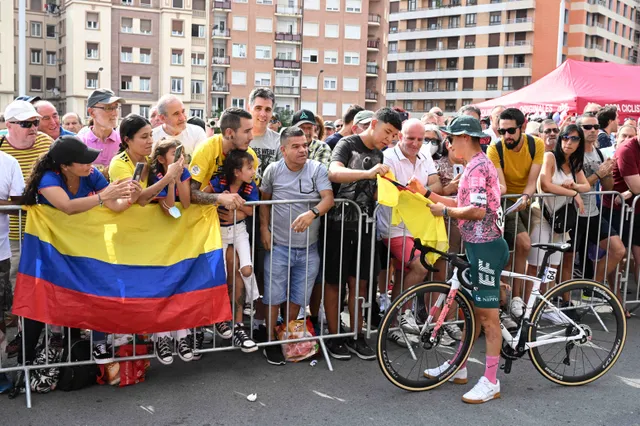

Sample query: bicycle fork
[422,274,462,343]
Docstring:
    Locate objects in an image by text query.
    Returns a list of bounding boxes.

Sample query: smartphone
[453,164,464,176]
[132,162,145,182]
[174,145,184,163]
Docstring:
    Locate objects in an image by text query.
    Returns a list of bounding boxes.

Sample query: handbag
[543,201,578,234]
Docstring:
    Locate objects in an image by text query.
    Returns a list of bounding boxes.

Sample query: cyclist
[409,115,509,404]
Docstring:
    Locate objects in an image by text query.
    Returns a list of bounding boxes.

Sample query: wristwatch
[310,207,320,218]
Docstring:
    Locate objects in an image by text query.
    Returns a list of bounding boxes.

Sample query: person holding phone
[109,114,184,206]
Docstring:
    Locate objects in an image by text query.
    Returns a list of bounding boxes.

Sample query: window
[486,77,498,90]
[324,50,338,64]
[343,77,358,92]
[232,98,246,109]
[463,78,473,91]
[304,0,320,10]
[121,76,133,91]
[87,12,99,29]
[257,0,273,4]
[30,49,42,65]
[387,81,396,92]
[31,0,42,11]
[86,72,98,89]
[140,49,152,64]
[254,72,271,87]
[171,49,184,65]
[405,60,414,71]
[232,71,247,85]
[191,80,204,94]
[389,42,397,53]
[233,16,247,31]
[256,18,273,32]
[140,77,151,91]
[190,109,204,119]
[31,75,42,91]
[301,75,317,89]
[121,47,133,62]
[191,53,205,66]
[192,24,206,38]
[449,16,460,28]
[344,51,360,65]
[46,78,56,91]
[408,0,416,10]
[172,20,184,36]
[487,55,499,69]
[463,56,474,70]
[404,81,413,92]
[346,0,362,12]
[46,24,56,38]
[140,105,151,119]
[323,103,337,116]
[488,33,500,47]
[46,51,56,66]
[303,49,318,63]
[323,77,337,90]
[465,14,476,27]
[445,100,457,112]
[387,62,397,73]
[404,101,413,111]
[86,43,99,59]
[31,22,42,37]
[304,23,319,36]
[256,45,272,59]
[345,25,361,39]
[122,0,133,4]
[325,24,339,38]
[121,17,133,33]
[233,43,247,58]
[489,12,501,25]
[326,0,339,11]
[171,77,184,93]
[172,0,184,7]
[140,19,152,34]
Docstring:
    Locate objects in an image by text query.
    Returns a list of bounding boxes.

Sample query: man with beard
[486,108,544,305]
[539,119,559,152]
[79,89,125,167]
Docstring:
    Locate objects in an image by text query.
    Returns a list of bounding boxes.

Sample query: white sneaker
[400,310,420,334]
[439,332,456,347]
[462,376,501,404]
[387,329,418,347]
[510,297,526,318]
[443,323,463,341]
[500,311,518,331]
[423,361,468,384]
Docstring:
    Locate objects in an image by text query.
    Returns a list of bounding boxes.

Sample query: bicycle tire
[528,279,626,386]
[377,281,476,392]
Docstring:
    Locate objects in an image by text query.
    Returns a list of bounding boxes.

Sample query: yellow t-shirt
[108,150,150,188]
[0,132,53,240]
[487,136,545,195]
[189,134,259,189]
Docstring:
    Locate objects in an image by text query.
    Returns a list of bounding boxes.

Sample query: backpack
[29,345,61,393]
[495,134,536,170]
[57,339,98,391]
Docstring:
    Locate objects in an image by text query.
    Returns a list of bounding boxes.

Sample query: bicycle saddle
[530,242,572,253]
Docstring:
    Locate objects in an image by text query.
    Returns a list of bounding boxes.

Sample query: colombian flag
[12,204,231,333]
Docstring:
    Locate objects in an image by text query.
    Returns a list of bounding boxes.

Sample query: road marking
[313,390,346,402]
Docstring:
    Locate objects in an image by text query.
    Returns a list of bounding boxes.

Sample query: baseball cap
[292,109,316,126]
[324,120,335,130]
[4,100,42,122]
[87,88,125,109]
[440,115,487,138]
[353,110,374,125]
[14,95,42,104]
[49,135,101,165]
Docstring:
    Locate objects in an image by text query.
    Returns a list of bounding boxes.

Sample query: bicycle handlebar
[410,238,472,280]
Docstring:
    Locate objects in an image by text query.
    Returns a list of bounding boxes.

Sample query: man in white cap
[79,88,126,168]
[0,100,53,330]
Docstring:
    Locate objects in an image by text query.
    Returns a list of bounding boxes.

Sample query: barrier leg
[317,337,334,372]
[24,368,31,408]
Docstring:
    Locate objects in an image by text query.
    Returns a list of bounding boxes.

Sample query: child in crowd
[205,150,260,351]
[148,138,194,365]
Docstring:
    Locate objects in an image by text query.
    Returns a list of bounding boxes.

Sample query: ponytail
[22,153,60,205]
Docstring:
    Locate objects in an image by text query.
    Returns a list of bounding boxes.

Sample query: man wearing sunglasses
[486,107,544,302]
[80,88,126,168]
[0,100,53,330]
[428,106,446,126]
[539,119,559,152]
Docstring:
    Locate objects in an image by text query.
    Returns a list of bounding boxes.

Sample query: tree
[277,108,294,127]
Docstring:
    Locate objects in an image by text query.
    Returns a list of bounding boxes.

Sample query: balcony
[368,14,381,25]
[365,90,378,102]
[213,0,231,10]
[504,62,529,68]
[391,0,535,24]
[275,32,302,43]
[366,65,379,76]
[274,86,301,96]
[192,94,205,102]
[212,56,231,66]
[275,5,302,16]
[274,59,301,69]
[192,37,206,46]
[212,29,231,38]
[367,39,380,51]
[506,17,533,24]
[211,84,230,93]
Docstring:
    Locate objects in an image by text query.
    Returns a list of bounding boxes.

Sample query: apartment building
[386,0,640,117]
[210,0,388,119]
[0,1,15,107]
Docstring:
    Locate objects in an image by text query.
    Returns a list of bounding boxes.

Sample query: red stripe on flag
[13,273,232,334]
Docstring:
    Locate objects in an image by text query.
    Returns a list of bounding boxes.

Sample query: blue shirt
[60,127,75,137]
[209,176,258,202]
[37,167,108,207]
[150,168,191,201]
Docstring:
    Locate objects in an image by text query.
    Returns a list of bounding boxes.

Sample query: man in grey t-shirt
[248,88,281,182]
[259,127,334,364]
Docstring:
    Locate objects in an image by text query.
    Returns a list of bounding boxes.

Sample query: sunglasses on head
[434,111,444,116]
[543,128,559,134]
[562,135,581,142]
[498,127,518,135]
[424,138,440,145]
[10,119,40,129]
[581,124,600,130]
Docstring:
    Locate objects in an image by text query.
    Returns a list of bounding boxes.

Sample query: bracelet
[443,207,448,218]
[424,188,432,199]
[573,191,579,198]
[594,172,601,180]
[97,193,103,207]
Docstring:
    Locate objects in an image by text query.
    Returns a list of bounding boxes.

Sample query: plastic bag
[276,319,318,362]
[97,344,150,387]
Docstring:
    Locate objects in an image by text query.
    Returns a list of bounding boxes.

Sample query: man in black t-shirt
[325,104,364,150]
[324,107,402,361]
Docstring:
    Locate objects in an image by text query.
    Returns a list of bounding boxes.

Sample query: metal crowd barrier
[622,194,640,311]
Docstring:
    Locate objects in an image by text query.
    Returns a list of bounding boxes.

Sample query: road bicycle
[377,238,627,391]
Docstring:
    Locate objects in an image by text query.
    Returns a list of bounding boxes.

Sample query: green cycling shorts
[465,238,510,309]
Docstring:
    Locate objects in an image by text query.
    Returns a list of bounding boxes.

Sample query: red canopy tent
[475,59,640,118]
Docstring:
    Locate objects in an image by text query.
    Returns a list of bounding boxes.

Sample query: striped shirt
[0,132,53,240]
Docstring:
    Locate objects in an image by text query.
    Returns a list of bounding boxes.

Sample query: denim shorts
[263,243,319,306]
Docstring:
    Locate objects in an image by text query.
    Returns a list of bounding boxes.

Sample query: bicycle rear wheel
[528,279,626,386]
[377,281,476,392]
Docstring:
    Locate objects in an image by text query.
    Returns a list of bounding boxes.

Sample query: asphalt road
[3,316,640,426]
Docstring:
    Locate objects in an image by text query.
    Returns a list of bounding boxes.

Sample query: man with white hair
[149,106,162,129]
[61,112,83,134]
[152,95,206,156]
[79,88,125,167]
[34,100,75,140]
[429,106,446,126]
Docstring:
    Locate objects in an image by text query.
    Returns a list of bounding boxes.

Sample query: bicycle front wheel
[377,281,476,392]
[528,279,627,386]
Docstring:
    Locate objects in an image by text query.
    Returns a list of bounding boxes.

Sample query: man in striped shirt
[0,100,53,324]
